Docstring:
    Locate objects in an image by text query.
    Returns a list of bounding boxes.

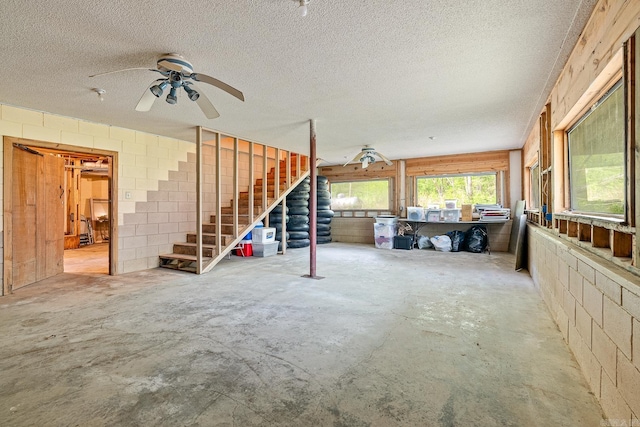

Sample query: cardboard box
[461,204,473,221]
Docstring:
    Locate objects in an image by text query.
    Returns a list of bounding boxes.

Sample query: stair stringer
[200,170,310,274]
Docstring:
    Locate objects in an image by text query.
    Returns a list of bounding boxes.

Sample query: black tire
[317,204,332,211]
[289,231,309,240]
[317,216,332,224]
[269,214,289,223]
[287,199,308,207]
[317,196,331,203]
[317,190,331,199]
[289,215,309,225]
[293,183,310,192]
[317,236,332,244]
[316,184,329,192]
[271,205,289,214]
[317,223,331,232]
[317,176,329,185]
[273,222,284,232]
[275,232,290,241]
[287,238,310,248]
[288,223,310,232]
[289,207,310,216]
[317,210,335,218]
[287,191,310,201]
[302,177,311,184]
[317,230,332,237]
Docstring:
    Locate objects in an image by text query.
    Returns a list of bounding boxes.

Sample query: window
[330,180,390,210]
[416,173,497,207]
[567,81,625,216]
[529,163,540,209]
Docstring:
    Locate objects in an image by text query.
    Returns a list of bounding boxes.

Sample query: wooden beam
[196,126,203,274]
[215,133,222,254]
[233,138,239,238]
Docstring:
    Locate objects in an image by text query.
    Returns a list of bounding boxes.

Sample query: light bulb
[93,88,106,102]
[299,0,309,16]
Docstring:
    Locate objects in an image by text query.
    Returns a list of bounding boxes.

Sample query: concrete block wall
[528,226,640,424]
[0,104,195,275]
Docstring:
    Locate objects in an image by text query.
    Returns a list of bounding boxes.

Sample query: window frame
[414,172,501,208]
[566,79,626,220]
[329,178,393,212]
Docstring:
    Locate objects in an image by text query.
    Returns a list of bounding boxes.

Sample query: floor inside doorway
[64,242,109,274]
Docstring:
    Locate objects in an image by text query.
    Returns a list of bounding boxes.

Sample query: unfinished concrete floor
[1,243,603,426]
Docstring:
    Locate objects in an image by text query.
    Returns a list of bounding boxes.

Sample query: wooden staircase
[159,147,309,273]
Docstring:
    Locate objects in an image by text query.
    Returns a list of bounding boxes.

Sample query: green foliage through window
[416,174,497,207]
[568,81,625,216]
[331,180,389,210]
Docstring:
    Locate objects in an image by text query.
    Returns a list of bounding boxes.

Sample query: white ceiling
[1,0,596,165]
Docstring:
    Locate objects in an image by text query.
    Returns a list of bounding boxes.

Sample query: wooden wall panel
[319,161,397,181]
[551,0,640,129]
[405,150,509,176]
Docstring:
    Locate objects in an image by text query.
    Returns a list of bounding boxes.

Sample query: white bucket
[375,215,398,225]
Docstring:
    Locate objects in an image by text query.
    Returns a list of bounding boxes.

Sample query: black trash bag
[446,230,466,252]
[465,225,488,253]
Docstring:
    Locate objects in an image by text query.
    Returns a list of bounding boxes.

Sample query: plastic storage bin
[393,235,414,250]
[253,241,279,257]
[252,227,276,243]
[374,223,396,249]
[406,207,425,221]
[425,210,441,222]
[442,208,461,222]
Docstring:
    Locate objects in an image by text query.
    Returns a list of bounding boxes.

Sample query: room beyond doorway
[2,137,117,295]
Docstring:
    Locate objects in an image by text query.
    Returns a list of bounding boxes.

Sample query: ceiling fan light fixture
[166,87,178,105]
[184,85,199,101]
[92,88,106,102]
[150,81,168,97]
[298,0,310,17]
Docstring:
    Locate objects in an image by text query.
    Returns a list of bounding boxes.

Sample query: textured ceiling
[0,0,596,165]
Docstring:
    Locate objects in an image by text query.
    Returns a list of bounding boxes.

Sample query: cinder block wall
[0,104,195,274]
[528,226,640,422]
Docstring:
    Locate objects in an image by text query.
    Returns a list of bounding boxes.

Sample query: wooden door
[12,147,39,289]
[11,146,65,290]
[44,155,65,277]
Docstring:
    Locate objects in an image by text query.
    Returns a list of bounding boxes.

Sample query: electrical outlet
[125,191,131,199]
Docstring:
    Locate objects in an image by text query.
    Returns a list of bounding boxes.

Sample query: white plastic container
[442,208,461,222]
[425,210,441,222]
[253,241,279,257]
[375,215,398,225]
[374,223,396,249]
[406,207,425,221]
[252,227,276,244]
[445,199,457,209]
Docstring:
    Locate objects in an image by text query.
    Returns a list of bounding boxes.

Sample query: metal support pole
[304,119,323,279]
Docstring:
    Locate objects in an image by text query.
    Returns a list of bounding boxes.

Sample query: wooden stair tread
[159,253,212,261]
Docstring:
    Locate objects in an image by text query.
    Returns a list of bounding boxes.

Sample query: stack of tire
[285,177,311,249]
[316,176,334,244]
[269,203,289,252]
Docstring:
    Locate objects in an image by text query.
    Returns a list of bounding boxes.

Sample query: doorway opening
[3,137,118,295]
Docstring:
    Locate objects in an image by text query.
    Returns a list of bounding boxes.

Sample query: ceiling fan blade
[375,151,393,166]
[89,67,153,78]
[135,84,158,112]
[362,157,370,169]
[192,87,220,119]
[343,150,366,167]
[190,73,245,101]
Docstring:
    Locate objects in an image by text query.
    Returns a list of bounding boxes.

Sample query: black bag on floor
[464,225,488,253]
[446,230,466,252]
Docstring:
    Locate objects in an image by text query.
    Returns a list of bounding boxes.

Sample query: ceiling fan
[90,53,244,119]
[343,146,393,169]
